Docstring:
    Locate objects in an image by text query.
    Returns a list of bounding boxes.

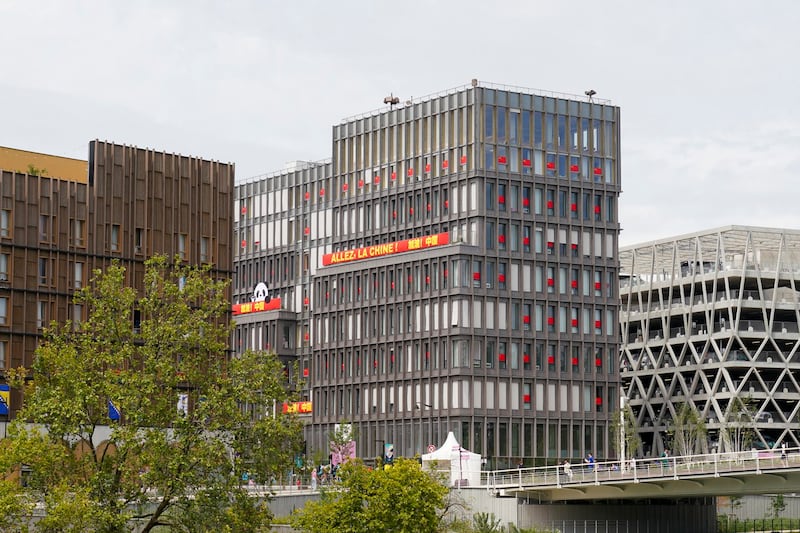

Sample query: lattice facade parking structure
[619,226,800,456]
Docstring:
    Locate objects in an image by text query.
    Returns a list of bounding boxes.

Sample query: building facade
[233,81,622,467]
[0,141,235,418]
[619,226,800,456]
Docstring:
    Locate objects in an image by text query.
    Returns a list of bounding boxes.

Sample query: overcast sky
[1,1,798,245]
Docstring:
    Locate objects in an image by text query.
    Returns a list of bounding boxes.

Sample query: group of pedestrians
[310,463,339,490]
[560,453,596,480]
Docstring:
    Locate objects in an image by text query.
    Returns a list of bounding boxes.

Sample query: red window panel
[498,274,506,283]
[523,353,531,364]
[546,200,554,209]
[546,161,555,170]
[407,168,414,176]
[595,397,603,405]
[391,171,397,180]
[473,272,481,281]
[595,281,602,290]
[523,394,531,403]
[343,183,349,191]
[523,315,531,324]
[570,203,577,211]
[571,280,578,288]
[523,237,530,246]
[522,197,530,207]
[570,164,579,172]
[595,358,602,367]
[595,320,602,328]
[442,160,449,169]
[358,179,364,188]
[547,278,554,286]
[498,156,508,164]
[374,175,381,184]
[460,155,467,165]
[304,191,310,201]
[594,167,603,175]
[498,234,506,244]
[498,195,506,204]
[547,317,555,326]
[425,163,431,173]
[499,353,506,362]
[547,355,555,364]
[571,319,578,327]
[522,159,531,167]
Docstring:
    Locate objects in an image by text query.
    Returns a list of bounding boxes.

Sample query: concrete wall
[718,494,800,520]
[267,490,321,519]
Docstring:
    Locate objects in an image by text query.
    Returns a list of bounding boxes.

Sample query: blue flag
[0,384,9,415]
[108,400,120,421]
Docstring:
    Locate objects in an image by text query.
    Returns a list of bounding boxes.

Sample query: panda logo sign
[252,282,270,303]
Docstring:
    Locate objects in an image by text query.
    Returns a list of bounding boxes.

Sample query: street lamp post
[620,395,626,472]
[416,403,433,453]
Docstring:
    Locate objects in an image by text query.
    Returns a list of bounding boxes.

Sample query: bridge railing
[486,446,800,491]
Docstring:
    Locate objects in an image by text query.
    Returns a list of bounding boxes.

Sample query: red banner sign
[322,232,450,266]
[232,298,281,316]
[282,401,313,414]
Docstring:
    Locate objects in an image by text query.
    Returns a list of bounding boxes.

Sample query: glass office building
[233,81,621,467]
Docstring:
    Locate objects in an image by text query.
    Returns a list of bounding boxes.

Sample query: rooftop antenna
[585,89,596,102]
[383,93,400,109]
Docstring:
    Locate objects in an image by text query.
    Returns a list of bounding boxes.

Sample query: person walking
[563,459,574,480]
[584,453,595,472]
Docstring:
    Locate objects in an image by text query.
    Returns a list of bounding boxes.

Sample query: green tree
[329,420,357,465]
[721,396,755,453]
[291,458,450,533]
[5,256,303,532]
[25,164,47,176]
[609,402,642,461]
[473,512,504,533]
[667,403,707,457]
[771,493,787,518]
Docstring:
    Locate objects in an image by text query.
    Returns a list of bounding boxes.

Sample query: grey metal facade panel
[0,141,235,417]
[233,82,622,467]
[619,226,800,457]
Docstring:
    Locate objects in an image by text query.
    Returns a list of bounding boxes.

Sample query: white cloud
[621,120,800,245]
[2,0,800,243]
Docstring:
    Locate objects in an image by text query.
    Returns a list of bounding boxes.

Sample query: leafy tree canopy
[291,458,450,533]
[3,256,303,532]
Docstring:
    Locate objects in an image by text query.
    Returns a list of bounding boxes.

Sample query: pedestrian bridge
[486,447,800,502]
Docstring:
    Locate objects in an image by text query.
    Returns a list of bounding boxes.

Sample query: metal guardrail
[486,446,799,491]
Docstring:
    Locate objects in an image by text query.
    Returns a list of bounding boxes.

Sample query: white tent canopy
[421,431,482,487]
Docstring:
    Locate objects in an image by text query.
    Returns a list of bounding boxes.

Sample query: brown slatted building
[0,141,234,419]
